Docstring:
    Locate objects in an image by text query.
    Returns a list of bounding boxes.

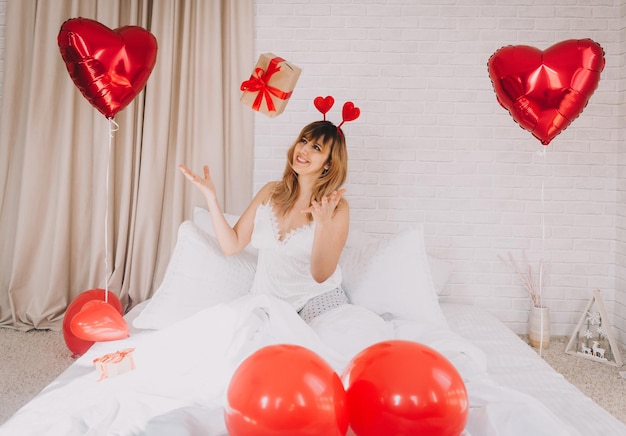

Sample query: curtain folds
[0,0,254,330]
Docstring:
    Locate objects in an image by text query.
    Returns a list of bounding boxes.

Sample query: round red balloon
[63,289,123,358]
[225,344,349,436]
[343,340,468,436]
[57,17,158,119]
[488,38,605,146]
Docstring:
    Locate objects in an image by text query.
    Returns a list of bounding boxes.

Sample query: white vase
[528,306,550,349]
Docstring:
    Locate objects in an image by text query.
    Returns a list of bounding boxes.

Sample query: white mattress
[1,299,625,435]
[442,303,626,436]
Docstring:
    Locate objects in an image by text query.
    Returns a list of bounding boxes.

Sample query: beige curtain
[0,0,254,330]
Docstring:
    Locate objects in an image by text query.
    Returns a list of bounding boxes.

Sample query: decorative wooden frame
[565,289,623,367]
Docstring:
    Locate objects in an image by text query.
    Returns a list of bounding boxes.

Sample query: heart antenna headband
[313,96,360,134]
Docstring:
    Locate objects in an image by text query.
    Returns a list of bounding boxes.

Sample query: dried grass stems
[499,251,546,308]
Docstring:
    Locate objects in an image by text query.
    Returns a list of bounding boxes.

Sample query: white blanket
[0,295,580,436]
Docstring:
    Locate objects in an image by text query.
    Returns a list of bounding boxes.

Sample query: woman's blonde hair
[271,121,348,217]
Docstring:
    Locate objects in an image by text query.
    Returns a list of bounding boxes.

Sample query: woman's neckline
[261,202,313,243]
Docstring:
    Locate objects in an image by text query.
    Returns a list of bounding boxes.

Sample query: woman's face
[292,135,331,177]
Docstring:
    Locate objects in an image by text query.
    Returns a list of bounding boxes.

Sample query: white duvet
[0,295,581,436]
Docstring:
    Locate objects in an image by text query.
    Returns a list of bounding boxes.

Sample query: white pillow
[427,254,453,296]
[133,221,257,329]
[193,206,240,235]
[193,207,257,256]
[339,226,447,326]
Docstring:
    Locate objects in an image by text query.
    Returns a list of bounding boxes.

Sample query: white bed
[1,211,625,436]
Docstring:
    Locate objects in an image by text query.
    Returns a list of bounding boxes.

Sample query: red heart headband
[314,96,360,132]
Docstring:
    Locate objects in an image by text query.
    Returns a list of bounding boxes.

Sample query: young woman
[179,119,351,323]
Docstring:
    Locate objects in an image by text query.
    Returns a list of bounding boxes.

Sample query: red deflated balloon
[70,300,129,342]
[343,340,469,436]
[63,289,124,357]
[225,344,349,436]
[57,17,158,119]
[488,39,605,146]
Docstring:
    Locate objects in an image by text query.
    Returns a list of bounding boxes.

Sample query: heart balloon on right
[488,39,605,146]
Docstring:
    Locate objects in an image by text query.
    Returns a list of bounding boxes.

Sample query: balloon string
[537,147,548,356]
[105,119,120,304]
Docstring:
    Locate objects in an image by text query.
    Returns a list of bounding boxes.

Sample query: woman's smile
[295,154,309,164]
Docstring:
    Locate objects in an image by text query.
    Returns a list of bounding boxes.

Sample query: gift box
[240,53,302,118]
[93,348,135,381]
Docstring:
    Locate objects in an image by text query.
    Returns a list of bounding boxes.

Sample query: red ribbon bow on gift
[240,57,293,112]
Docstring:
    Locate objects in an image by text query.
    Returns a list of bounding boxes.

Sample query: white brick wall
[614,1,626,348]
[254,0,626,340]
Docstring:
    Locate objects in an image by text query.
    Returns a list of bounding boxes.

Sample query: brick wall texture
[253,0,626,339]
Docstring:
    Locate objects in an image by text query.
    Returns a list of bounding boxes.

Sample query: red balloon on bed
[63,289,124,358]
[225,344,349,436]
[343,340,469,436]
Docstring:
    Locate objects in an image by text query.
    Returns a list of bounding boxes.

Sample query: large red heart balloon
[58,17,158,119]
[488,39,605,146]
[70,299,129,342]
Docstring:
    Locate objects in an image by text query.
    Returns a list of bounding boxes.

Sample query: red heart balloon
[488,39,604,146]
[63,289,124,357]
[70,300,129,342]
[58,17,158,119]
[314,96,335,115]
[341,101,360,122]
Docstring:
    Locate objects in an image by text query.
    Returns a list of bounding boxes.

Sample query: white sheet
[1,296,622,435]
[441,303,626,436]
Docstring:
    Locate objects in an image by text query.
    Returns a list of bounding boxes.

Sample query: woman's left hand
[301,189,346,223]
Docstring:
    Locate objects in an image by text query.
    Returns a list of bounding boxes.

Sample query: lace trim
[260,202,313,244]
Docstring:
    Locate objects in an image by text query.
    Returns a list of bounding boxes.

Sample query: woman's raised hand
[302,189,346,223]
[178,164,217,201]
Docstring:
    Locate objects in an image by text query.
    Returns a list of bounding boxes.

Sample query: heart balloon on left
[70,300,129,342]
[63,289,125,357]
[57,17,158,119]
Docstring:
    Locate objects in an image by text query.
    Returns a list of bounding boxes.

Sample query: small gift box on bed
[240,53,302,118]
[93,348,136,381]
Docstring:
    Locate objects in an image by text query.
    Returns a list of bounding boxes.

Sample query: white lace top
[250,202,343,311]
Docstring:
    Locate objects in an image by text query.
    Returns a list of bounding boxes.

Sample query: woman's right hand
[178,164,217,202]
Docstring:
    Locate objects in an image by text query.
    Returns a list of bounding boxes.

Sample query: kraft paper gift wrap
[240,53,302,118]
